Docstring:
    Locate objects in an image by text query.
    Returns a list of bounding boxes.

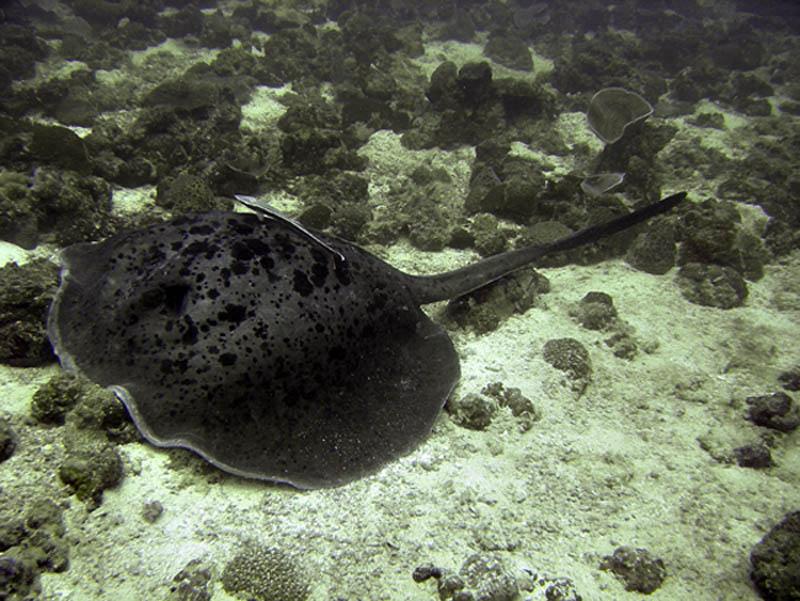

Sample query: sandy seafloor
[2,32,800,601]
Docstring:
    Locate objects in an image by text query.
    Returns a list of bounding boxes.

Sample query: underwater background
[1,0,800,599]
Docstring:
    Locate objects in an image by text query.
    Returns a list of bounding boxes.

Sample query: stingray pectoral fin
[112,314,459,489]
[409,191,688,303]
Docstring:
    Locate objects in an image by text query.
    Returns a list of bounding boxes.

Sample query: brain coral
[221,543,309,601]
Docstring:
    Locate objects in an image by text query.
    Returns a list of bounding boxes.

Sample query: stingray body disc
[48,212,459,488]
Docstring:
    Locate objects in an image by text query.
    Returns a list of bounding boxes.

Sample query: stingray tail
[408,191,687,305]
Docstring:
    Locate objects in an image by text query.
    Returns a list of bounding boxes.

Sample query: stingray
[47,191,686,488]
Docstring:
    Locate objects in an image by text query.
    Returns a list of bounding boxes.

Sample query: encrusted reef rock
[542,337,592,394]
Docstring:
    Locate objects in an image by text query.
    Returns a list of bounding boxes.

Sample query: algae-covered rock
[167,558,212,601]
[0,497,70,600]
[31,168,113,246]
[0,259,58,367]
[460,553,519,601]
[30,373,85,425]
[0,549,39,601]
[447,392,498,430]
[600,546,667,594]
[445,268,547,334]
[0,170,37,248]
[58,430,124,507]
[222,543,309,601]
[676,263,748,309]
[482,382,540,431]
[156,173,223,214]
[750,511,800,601]
[33,371,134,437]
[65,378,137,443]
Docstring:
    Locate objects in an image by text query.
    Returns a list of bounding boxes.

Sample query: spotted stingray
[48,192,686,488]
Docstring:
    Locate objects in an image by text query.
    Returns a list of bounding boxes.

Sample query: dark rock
[572,291,617,330]
[439,10,476,42]
[676,263,748,309]
[734,442,773,468]
[750,511,800,601]
[600,546,666,594]
[475,157,546,223]
[0,259,58,367]
[779,367,800,391]
[252,7,310,33]
[484,31,532,71]
[427,61,459,108]
[730,72,774,99]
[160,5,205,39]
[298,204,332,230]
[144,77,221,113]
[0,416,16,462]
[198,10,236,49]
[626,220,677,274]
[30,124,91,175]
[412,564,443,582]
[746,392,800,432]
[730,96,772,117]
[495,77,553,119]
[551,32,639,95]
[710,37,765,72]
[457,62,494,106]
[0,24,49,88]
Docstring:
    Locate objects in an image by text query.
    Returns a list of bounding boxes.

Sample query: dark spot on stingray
[189,224,215,236]
[181,317,199,344]
[163,284,190,315]
[293,270,313,297]
[47,193,687,489]
[310,260,328,287]
[231,241,254,261]
[185,240,217,259]
[218,304,246,323]
[231,260,248,275]
[219,353,237,366]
